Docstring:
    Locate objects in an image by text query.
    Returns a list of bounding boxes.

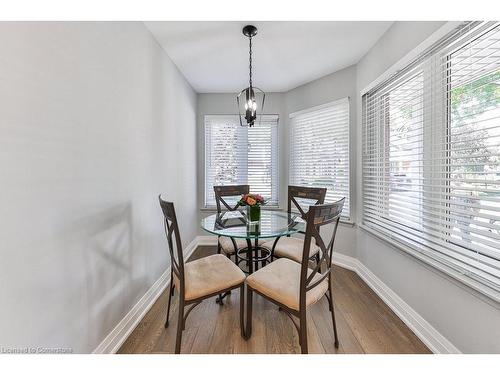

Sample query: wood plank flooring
[118,246,431,354]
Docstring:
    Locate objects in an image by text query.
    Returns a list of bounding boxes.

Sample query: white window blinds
[205,114,279,207]
[289,98,350,219]
[362,22,500,298]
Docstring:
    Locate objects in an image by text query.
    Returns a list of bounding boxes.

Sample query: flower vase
[247,205,261,223]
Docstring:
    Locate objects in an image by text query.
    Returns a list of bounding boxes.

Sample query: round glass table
[201,210,306,274]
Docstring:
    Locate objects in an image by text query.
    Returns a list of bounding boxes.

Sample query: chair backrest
[299,198,345,310]
[158,196,185,292]
[288,186,327,220]
[214,185,250,213]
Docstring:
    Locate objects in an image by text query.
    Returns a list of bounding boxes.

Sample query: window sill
[339,219,355,227]
[359,223,500,308]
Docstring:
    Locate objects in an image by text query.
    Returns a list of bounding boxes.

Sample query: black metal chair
[213,185,251,259]
[262,186,327,264]
[159,196,246,353]
[245,198,345,354]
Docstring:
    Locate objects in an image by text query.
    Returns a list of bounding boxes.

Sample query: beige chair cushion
[246,258,328,311]
[174,254,245,301]
[262,237,320,263]
[219,236,265,255]
[219,237,248,254]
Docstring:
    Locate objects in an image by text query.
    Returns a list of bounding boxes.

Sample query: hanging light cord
[248,36,253,88]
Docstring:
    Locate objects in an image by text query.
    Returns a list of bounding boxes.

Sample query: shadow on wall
[74,202,143,351]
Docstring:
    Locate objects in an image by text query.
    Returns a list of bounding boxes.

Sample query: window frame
[203,114,280,209]
[360,21,500,303]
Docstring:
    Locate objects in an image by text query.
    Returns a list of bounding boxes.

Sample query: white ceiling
[145,21,393,93]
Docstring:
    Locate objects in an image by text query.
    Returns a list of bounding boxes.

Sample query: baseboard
[92,236,199,354]
[332,252,461,354]
[196,235,218,246]
[93,236,460,354]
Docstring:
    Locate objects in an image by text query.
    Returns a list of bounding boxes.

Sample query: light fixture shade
[236,86,265,127]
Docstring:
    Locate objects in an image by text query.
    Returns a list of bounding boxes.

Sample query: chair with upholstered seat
[262,186,326,264]
[213,185,265,258]
[214,185,250,257]
[245,198,345,354]
[159,196,246,353]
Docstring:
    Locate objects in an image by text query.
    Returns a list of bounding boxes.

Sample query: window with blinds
[362,21,500,298]
[289,98,350,219]
[204,114,279,207]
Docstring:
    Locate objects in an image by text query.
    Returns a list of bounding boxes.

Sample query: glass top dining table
[200,210,306,275]
[201,210,305,239]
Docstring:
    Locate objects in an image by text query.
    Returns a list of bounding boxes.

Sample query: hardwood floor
[118,246,431,354]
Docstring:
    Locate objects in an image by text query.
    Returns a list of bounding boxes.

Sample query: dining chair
[214,185,267,254]
[159,196,246,353]
[245,198,345,354]
[214,185,251,258]
[262,185,327,264]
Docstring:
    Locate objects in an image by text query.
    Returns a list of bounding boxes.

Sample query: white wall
[355,21,500,353]
[0,22,198,353]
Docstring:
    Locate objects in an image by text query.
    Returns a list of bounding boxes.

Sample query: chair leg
[245,286,253,340]
[299,311,308,354]
[175,298,184,354]
[326,293,332,311]
[239,285,245,338]
[217,293,224,305]
[328,282,339,348]
[165,273,174,328]
[261,252,266,269]
[217,239,222,254]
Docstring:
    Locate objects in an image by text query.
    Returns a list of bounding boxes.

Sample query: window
[289,98,350,219]
[362,22,500,298]
[204,115,279,207]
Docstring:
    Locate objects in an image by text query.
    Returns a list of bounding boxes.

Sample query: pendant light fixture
[237,25,265,127]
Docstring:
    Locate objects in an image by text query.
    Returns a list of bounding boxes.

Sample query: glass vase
[247,205,261,223]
